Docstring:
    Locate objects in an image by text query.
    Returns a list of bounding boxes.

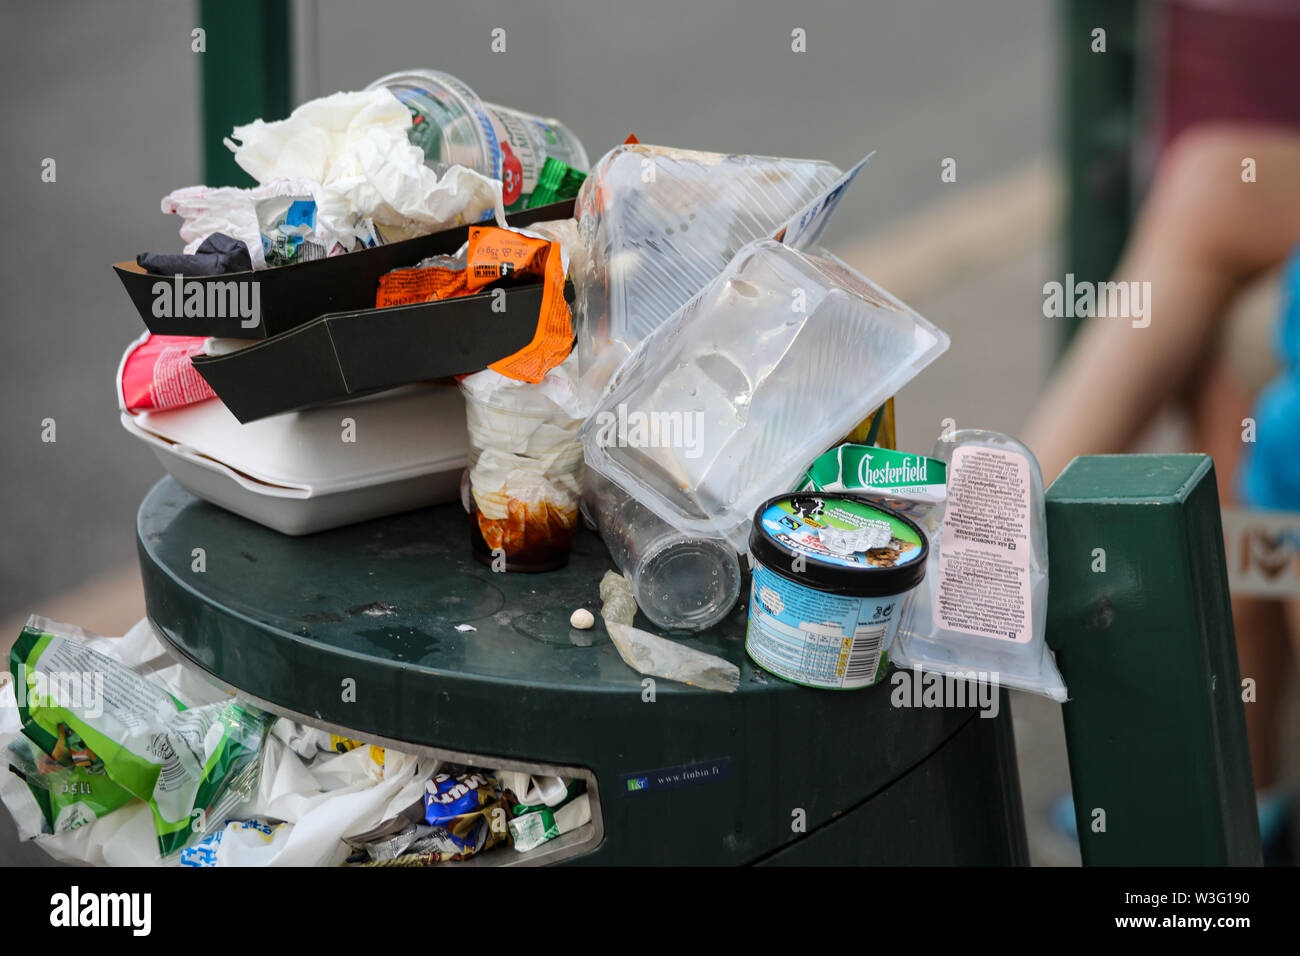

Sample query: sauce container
[746,493,928,689]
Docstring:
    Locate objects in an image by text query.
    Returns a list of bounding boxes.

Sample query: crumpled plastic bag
[178,731,437,867]
[0,617,259,866]
[223,88,505,244]
[0,618,437,867]
[208,738,435,867]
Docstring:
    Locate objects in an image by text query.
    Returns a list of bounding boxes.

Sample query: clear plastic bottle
[585,471,741,631]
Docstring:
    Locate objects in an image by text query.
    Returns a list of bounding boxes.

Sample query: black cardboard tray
[113,199,575,339]
[191,280,574,423]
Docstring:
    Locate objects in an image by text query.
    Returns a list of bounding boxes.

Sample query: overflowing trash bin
[3,66,1064,866]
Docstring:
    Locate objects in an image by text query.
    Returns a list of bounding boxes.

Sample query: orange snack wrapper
[375,265,468,307]
[464,227,549,292]
[374,226,572,384]
[485,231,572,384]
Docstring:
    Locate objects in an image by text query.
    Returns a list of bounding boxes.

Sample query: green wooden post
[198,0,292,186]
[1046,454,1261,865]
[1058,0,1139,351]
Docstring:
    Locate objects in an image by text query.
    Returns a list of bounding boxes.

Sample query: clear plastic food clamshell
[574,144,844,368]
[581,239,950,551]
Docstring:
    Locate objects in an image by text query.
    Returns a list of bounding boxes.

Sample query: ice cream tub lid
[748,492,928,597]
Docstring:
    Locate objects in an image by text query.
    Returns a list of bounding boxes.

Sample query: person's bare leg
[1287,601,1300,665]
[1024,125,1300,484]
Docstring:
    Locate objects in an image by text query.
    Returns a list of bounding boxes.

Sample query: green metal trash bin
[137,477,1029,865]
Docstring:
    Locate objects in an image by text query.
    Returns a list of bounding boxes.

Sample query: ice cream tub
[746,493,928,690]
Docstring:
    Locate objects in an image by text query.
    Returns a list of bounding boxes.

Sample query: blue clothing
[1241,251,1300,510]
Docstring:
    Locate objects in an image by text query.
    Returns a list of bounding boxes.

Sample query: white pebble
[570,608,595,630]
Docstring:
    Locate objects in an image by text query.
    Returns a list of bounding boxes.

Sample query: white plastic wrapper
[162,179,382,271]
[893,430,1068,702]
[598,571,739,693]
[228,743,434,867]
[269,719,333,762]
[495,770,569,807]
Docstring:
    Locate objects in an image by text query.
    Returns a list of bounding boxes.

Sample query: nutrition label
[746,564,895,689]
[934,445,1032,643]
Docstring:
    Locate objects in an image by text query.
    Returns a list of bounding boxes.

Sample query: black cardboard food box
[191,280,575,423]
[113,199,575,339]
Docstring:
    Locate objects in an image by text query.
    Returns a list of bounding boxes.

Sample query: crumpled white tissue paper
[224,88,505,243]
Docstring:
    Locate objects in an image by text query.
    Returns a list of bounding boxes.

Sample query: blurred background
[2,0,1297,866]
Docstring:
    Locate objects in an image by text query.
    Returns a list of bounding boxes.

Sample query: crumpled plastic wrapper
[523,218,584,279]
[162,179,382,271]
[361,823,463,863]
[461,352,584,555]
[598,571,739,693]
[818,521,893,556]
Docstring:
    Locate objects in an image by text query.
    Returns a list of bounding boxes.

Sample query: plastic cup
[461,382,584,573]
[586,471,741,631]
[368,69,589,212]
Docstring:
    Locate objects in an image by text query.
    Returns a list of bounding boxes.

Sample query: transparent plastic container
[585,470,740,631]
[368,69,589,212]
[574,144,843,368]
[582,239,950,551]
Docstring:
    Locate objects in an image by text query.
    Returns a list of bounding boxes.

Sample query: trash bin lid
[137,477,775,719]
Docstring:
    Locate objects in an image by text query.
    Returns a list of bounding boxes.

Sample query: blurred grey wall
[0,1,199,618]
[312,0,1052,243]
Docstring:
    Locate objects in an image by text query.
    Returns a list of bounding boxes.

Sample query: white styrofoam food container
[121,384,469,535]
